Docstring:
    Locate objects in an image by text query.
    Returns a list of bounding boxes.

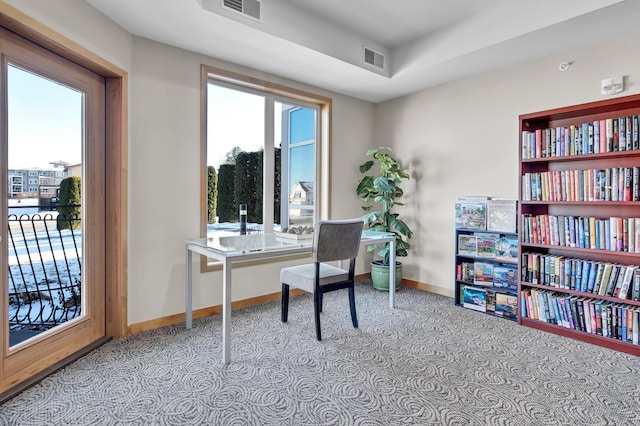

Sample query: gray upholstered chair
[280,219,364,341]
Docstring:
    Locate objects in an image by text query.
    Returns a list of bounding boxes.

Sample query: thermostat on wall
[602,76,624,95]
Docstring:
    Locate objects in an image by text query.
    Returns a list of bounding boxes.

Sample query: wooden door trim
[0,3,128,339]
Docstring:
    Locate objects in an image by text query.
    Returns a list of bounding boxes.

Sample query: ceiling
[85,0,640,103]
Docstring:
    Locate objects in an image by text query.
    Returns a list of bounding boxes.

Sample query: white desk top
[187,230,394,257]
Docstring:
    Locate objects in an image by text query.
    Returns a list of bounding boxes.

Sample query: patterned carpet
[1,282,640,425]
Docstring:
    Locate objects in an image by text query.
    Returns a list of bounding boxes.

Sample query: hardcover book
[618,266,638,300]
[632,269,640,301]
[463,286,487,312]
[455,196,488,230]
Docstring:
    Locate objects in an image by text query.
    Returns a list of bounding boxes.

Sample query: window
[202,66,331,246]
[28,170,38,176]
[282,106,316,225]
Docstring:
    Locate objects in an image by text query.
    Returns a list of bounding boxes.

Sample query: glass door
[1,28,106,394]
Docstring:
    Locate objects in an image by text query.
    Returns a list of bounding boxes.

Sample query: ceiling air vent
[222,0,261,21]
[364,47,385,70]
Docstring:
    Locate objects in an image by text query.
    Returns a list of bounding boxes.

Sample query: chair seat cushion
[280,263,349,294]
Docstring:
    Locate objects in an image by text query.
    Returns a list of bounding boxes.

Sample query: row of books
[521,214,640,253]
[521,115,640,159]
[457,233,518,261]
[521,252,640,300]
[522,167,640,202]
[521,289,640,344]
[462,285,517,319]
[457,261,517,291]
[454,197,517,233]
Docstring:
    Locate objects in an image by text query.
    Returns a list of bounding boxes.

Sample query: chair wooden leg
[348,285,358,328]
[314,292,322,341]
[281,284,289,322]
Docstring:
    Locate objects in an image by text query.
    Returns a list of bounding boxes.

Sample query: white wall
[5,1,375,326]
[126,36,377,325]
[128,38,376,324]
[375,30,640,297]
[4,0,133,71]
[9,0,640,324]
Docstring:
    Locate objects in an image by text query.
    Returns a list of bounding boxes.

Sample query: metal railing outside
[7,205,82,332]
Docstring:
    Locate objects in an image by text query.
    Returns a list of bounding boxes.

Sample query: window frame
[200,65,332,271]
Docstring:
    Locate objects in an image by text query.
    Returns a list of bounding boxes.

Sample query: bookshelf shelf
[521,200,640,206]
[520,317,640,356]
[519,94,640,355]
[456,254,518,265]
[521,243,640,259]
[521,150,640,163]
[522,281,640,306]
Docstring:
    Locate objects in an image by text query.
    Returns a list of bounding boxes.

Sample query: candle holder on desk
[239,204,247,235]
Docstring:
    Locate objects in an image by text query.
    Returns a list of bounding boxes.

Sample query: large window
[202,66,331,242]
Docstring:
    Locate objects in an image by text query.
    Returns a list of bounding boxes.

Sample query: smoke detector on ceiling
[221,0,261,21]
[363,46,385,70]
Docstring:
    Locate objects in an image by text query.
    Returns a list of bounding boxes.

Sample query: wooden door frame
[0,3,128,340]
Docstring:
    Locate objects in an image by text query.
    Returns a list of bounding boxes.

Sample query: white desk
[185,231,396,363]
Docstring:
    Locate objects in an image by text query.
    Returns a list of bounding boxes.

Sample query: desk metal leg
[389,239,396,309]
[186,247,193,329]
[222,257,232,364]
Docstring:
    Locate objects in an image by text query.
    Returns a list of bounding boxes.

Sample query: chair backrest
[312,219,364,263]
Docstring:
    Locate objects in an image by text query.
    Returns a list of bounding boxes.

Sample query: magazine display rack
[454,197,519,321]
[519,94,640,355]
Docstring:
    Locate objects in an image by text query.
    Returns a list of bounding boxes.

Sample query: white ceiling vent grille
[222,0,261,21]
[364,47,385,70]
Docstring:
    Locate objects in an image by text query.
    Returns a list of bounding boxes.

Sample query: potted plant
[356,147,413,291]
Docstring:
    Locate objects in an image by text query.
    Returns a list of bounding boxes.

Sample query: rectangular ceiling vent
[222,0,261,21]
[363,47,385,70]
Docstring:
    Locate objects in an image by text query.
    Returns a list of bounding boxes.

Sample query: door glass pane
[7,65,83,347]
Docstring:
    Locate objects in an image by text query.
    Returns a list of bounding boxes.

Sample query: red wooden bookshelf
[519,93,640,356]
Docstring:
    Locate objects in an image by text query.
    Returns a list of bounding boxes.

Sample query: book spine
[626,116,632,150]
[600,119,607,153]
[619,117,626,151]
[633,310,639,345]
[631,269,640,301]
[634,115,639,150]
[594,302,603,335]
